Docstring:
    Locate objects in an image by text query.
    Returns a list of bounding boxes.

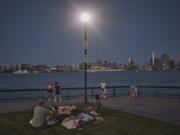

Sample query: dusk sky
[0,0,179,65]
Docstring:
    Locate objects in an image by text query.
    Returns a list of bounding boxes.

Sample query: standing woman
[47,82,53,103]
[134,85,138,98]
[128,83,135,100]
[54,81,61,103]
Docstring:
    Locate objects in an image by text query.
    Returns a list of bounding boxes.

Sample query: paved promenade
[99,96,180,125]
[0,96,180,125]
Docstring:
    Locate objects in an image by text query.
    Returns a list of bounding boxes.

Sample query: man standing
[99,80,107,99]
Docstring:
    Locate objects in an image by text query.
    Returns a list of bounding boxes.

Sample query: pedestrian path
[98,96,180,125]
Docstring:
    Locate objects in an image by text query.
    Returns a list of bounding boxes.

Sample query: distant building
[95,59,103,67]
[72,64,79,71]
[103,60,108,67]
[161,54,170,70]
[128,58,135,66]
[34,64,49,72]
[177,54,180,64]
[127,58,136,70]
[0,66,2,72]
[149,52,161,70]
[108,62,112,67]
[161,54,169,64]
[176,54,180,70]
[152,52,155,65]
[128,58,131,65]
[169,60,175,70]
[150,52,158,65]
[112,62,118,69]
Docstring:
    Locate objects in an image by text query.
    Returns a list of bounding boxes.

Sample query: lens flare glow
[81,12,90,22]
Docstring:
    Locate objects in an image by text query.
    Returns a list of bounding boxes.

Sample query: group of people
[47,81,61,103]
[29,100,103,129]
[46,80,107,104]
[100,80,139,100]
[128,83,138,100]
[29,80,141,129]
[47,80,138,102]
[29,80,105,129]
[100,80,139,101]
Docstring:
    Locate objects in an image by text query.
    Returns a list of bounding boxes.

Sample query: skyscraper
[128,58,131,65]
[152,52,155,65]
[161,54,170,70]
[127,58,135,70]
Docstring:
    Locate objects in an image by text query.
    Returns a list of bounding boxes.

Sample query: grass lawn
[0,104,180,135]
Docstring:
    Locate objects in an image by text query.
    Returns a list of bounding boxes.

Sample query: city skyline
[0,0,179,65]
[0,52,179,66]
[1,52,180,73]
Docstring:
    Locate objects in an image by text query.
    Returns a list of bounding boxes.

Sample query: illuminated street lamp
[81,12,90,103]
[81,12,90,22]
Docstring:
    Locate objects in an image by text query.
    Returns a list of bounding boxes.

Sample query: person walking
[47,82,53,103]
[54,81,61,103]
[99,80,107,99]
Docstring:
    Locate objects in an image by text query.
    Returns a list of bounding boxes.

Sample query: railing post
[67,89,69,99]
[113,88,116,97]
[91,88,94,98]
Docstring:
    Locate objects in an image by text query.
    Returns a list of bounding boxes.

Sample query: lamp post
[81,12,90,103]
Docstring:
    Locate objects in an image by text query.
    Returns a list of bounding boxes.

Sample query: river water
[0,71,180,89]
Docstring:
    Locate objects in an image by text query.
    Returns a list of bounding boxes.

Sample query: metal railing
[0,85,180,102]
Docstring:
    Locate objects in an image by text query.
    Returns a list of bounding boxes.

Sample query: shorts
[55,90,60,95]
[100,89,107,95]
[47,89,53,93]
[104,89,107,94]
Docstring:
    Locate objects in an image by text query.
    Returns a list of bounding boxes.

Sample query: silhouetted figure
[47,82,53,103]
[129,83,135,100]
[54,81,61,103]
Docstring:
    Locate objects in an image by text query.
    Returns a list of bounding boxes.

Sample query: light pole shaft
[84,25,88,103]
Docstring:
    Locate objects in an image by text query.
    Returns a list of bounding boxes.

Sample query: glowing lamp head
[81,12,90,23]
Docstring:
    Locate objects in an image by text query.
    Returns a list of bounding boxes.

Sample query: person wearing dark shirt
[47,82,53,103]
[54,81,61,103]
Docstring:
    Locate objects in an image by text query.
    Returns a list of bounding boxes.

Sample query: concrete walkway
[99,96,180,125]
[0,96,180,125]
